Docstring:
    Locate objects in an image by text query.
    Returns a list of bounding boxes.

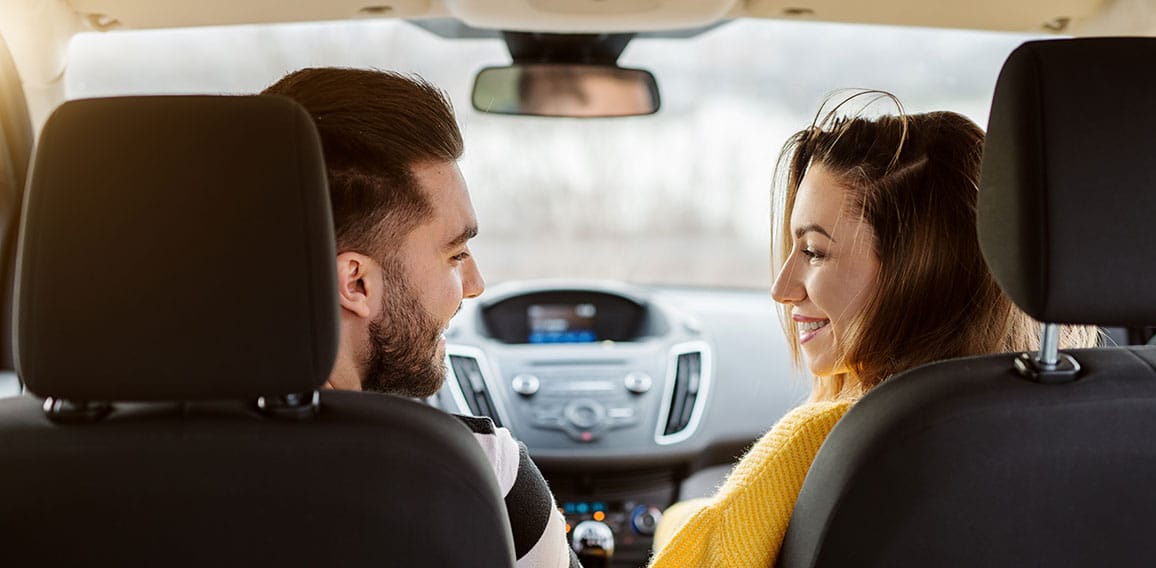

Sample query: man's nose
[462,256,485,299]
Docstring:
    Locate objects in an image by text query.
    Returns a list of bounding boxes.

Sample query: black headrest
[978,38,1156,326]
[16,96,338,401]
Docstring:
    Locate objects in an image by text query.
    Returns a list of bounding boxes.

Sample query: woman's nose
[771,260,804,305]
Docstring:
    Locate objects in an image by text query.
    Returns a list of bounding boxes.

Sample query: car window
[66,18,1046,289]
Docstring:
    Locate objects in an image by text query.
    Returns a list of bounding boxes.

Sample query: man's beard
[360,273,447,398]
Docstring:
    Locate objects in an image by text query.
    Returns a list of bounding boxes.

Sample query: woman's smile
[794,315,831,344]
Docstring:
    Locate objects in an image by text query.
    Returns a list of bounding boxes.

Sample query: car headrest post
[1038,323,1060,368]
[42,397,112,424]
[1013,323,1081,384]
[256,390,322,421]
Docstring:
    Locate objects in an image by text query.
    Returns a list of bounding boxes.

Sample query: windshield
[66,18,1043,289]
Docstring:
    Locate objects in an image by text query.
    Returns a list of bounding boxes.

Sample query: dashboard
[430,280,808,567]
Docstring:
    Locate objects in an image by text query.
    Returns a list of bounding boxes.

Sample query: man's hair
[262,67,463,257]
[772,92,1096,402]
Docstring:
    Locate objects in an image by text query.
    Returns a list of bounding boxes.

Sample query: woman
[648,93,1095,567]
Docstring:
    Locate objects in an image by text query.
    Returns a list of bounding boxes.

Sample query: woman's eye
[801,247,826,262]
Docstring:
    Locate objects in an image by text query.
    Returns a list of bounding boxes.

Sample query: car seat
[0,95,516,567]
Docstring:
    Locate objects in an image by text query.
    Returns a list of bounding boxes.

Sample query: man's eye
[451,251,471,262]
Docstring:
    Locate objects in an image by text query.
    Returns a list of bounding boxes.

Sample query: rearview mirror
[472,64,660,118]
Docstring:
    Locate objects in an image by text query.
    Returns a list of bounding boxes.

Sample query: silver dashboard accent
[607,406,636,419]
[442,344,511,426]
[624,371,653,394]
[564,399,607,429]
[512,373,541,396]
[653,340,713,445]
[547,380,617,393]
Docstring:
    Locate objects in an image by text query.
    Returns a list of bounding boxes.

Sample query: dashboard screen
[482,290,647,344]
[528,303,598,343]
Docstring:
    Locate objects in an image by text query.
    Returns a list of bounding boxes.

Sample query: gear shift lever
[571,520,615,568]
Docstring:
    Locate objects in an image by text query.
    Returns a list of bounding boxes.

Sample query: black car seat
[777,37,1156,567]
[0,95,516,567]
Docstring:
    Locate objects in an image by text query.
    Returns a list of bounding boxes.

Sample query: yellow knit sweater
[648,400,854,568]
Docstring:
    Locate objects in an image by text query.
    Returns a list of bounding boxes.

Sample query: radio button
[512,374,541,396]
[532,403,564,429]
[564,399,606,429]
[606,406,638,429]
[533,415,565,429]
[624,372,653,394]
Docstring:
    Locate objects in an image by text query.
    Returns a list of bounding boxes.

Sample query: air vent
[664,352,702,435]
[448,354,503,427]
[655,342,711,445]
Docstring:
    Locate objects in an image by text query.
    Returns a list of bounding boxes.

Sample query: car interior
[0,1,1154,567]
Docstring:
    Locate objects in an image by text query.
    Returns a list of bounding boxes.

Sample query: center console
[432,281,716,566]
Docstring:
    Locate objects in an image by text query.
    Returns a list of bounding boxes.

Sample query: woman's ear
[336,252,376,319]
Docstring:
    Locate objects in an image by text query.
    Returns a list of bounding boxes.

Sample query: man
[263,68,579,568]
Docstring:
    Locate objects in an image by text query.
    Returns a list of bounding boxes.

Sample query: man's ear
[335,252,378,319]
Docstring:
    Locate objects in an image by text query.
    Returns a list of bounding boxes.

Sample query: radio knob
[564,399,606,429]
[511,374,541,396]
[624,372,653,394]
[630,505,663,536]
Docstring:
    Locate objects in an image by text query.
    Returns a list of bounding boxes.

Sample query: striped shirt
[455,415,582,568]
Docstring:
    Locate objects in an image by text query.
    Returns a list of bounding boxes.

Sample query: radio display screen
[482,290,646,344]
[527,303,597,344]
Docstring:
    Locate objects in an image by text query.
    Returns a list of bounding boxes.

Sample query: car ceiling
[0,0,1152,131]
[50,0,1121,33]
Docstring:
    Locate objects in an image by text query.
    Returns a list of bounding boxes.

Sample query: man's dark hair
[262,67,464,257]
